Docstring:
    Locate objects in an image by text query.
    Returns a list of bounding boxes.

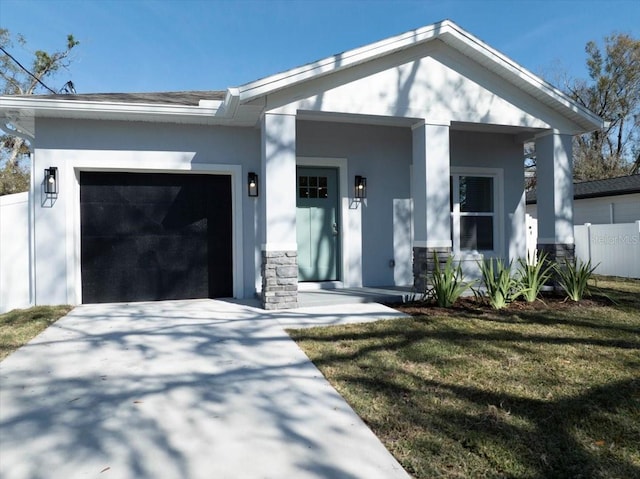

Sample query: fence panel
[575,222,640,279]
[0,192,31,313]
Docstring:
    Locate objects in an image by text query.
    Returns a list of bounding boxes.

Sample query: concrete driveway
[0,299,411,479]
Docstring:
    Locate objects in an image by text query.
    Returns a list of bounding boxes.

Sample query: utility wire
[0,45,57,94]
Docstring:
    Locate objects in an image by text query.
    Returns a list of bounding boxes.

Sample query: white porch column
[411,120,452,290]
[534,130,575,263]
[260,112,298,309]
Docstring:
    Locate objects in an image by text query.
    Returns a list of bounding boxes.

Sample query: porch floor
[297,286,416,307]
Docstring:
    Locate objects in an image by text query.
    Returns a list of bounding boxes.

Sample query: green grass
[0,305,72,361]
[290,278,640,479]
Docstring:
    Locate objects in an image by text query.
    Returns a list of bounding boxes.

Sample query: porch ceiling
[298,112,547,140]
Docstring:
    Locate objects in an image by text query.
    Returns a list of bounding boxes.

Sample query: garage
[80,172,232,303]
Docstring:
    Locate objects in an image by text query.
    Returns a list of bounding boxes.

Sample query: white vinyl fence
[574,222,640,279]
[0,192,31,313]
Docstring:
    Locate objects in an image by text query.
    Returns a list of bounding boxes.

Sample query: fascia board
[0,96,223,120]
[237,20,451,102]
[439,25,604,132]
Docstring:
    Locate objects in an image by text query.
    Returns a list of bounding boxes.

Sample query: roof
[0,19,604,133]
[526,175,640,203]
[22,91,226,106]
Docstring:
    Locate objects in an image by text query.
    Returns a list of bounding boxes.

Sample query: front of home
[0,20,604,311]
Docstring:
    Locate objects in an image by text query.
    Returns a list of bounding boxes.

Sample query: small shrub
[517,251,554,302]
[555,258,598,301]
[477,258,522,309]
[425,254,472,308]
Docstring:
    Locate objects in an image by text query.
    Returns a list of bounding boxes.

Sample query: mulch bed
[389,295,610,317]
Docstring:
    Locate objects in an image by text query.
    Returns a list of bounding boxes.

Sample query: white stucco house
[0,20,604,311]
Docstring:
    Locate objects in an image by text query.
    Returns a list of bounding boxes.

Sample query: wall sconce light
[355,175,367,199]
[248,172,259,197]
[44,167,58,194]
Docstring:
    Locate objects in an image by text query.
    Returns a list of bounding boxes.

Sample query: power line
[0,45,57,94]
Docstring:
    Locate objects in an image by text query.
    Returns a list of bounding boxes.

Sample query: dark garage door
[80,172,232,303]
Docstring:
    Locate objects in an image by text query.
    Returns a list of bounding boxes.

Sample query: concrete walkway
[0,299,411,479]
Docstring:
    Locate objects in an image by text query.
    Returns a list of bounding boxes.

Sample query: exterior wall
[0,192,30,313]
[267,40,577,132]
[297,124,526,287]
[32,118,261,306]
[449,130,527,277]
[297,121,412,287]
[526,193,640,225]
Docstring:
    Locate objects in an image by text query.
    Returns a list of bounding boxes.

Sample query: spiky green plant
[555,258,598,301]
[517,251,554,302]
[477,258,522,309]
[426,253,472,308]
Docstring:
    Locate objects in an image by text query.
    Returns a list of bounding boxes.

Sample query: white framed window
[450,167,503,256]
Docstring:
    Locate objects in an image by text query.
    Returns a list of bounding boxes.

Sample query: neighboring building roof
[20,91,226,106]
[526,174,640,204]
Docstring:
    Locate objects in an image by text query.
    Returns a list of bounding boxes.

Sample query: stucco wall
[297,123,526,286]
[449,129,527,267]
[268,40,578,133]
[297,120,413,287]
[33,118,261,306]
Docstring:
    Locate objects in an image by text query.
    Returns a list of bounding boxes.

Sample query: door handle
[332,223,338,235]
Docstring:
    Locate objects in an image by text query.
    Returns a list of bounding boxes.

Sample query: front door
[296,167,340,282]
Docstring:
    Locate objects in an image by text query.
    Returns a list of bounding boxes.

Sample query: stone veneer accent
[261,250,298,310]
[537,242,576,290]
[413,246,452,293]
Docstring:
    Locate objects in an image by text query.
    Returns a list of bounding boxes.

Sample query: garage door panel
[80,172,232,303]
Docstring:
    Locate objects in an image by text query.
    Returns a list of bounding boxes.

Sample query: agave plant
[517,251,554,302]
[477,258,522,309]
[555,258,598,301]
[426,253,472,308]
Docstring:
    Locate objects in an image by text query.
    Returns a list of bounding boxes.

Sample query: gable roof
[526,175,640,203]
[0,20,604,133]
[236,19,603,132]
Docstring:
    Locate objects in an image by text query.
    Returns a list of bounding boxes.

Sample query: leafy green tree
[567,33,640,181]
[0,29,79,195]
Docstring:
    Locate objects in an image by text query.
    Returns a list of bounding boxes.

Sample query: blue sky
[1,0,638,94]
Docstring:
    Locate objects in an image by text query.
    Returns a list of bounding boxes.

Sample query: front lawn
[0,305,72,361]
[290,278,640,478]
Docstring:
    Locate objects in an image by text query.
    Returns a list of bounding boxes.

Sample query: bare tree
[567,33,640,180]
[0,29,79,195]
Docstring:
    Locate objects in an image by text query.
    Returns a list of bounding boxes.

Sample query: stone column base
[537,243,576,290]
[261,250,298,310]
[537,242,575,265]
[413,246,452,292]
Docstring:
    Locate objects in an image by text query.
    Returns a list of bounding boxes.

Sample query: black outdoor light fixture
[44,167,58,194]
[355,175,367,199]
[248,172,259,197]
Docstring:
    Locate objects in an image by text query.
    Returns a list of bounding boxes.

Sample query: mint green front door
[296,167,340,282]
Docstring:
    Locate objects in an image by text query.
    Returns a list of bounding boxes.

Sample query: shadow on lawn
[291,301,640,478]
[352,373,640,478]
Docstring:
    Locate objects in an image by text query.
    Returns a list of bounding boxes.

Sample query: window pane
[460,176,493,213]
[460,217,493,250]
[309,176,318,187]
[299,176,308,187]
[299,187,308,198]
